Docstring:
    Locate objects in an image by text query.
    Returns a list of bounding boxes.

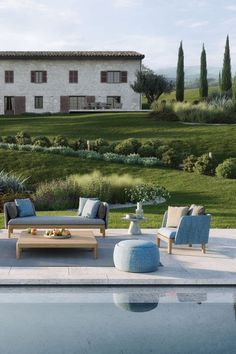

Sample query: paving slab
[0,228,235,285]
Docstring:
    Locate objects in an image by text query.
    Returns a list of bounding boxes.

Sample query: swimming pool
[0,286,235,354]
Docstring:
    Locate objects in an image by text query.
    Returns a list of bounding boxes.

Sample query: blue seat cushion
[158,227,176,239]
[8,216,105,226]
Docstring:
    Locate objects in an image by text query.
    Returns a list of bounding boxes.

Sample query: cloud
[176,19,208,28]
[112,0,142,8]
[0,0,47,11]
[225,5,236,11]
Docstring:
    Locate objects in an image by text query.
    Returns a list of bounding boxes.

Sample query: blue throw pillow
[81,199,101,219]
[77,197,89,216]
[77,197,99,216]
[15,198,35,217]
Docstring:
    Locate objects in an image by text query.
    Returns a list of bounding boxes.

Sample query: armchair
[157,211,211,254]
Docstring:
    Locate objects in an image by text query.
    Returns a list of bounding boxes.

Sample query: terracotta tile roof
[0,51,145,60]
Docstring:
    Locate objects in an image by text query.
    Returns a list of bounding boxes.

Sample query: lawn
[142,86,219,105]
[161,85,219,102]
[0,149,235,228]
[1,112,236,159]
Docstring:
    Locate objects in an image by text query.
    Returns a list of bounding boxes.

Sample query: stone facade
[0,51,144,115]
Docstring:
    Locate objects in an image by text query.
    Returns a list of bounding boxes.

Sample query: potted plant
[125,183,170,217]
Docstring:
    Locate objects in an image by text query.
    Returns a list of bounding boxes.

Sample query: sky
[0,0,235,70]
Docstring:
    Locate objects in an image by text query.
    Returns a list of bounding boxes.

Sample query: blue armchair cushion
[15,198,35,217]
[158,227,176,239]
[175,215,211,245]
[81,199,101,218]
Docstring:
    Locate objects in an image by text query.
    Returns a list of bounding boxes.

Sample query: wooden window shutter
[74,71,78,83]
[15,96,26,115]
[101,71,107,83]
[121,71,128,83]
[43,71,47,83]
[31,71,36,83]
[60,96,70,113]
[10,71,14,83]
[69,71,73,83]
[86,96,95,104]
[5,71,8,83]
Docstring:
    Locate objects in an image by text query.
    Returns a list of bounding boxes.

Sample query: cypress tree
[221,35,232,97]
[176,41,184,102]
[218,71,222,92]
[199,44,208,99]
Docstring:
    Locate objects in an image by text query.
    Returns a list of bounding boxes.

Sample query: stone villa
[0,51,145,115]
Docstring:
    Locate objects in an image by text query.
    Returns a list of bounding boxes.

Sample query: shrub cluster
[151,98,236,124]
[215,158,236,179]
[183,153,236,179]
[2,132,197,168]
[33,171,144,210]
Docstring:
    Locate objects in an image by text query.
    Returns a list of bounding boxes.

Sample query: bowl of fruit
[44,228,71,239]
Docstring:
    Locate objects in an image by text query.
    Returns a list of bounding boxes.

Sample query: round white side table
[122,217,147,235]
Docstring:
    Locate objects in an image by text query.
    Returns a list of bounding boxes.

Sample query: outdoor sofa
[4,198,109,238]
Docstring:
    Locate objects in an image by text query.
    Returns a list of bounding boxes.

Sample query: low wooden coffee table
[16,230,98,259]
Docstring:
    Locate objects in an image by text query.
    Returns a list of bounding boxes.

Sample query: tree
[233,75,236,101]
[131,69,173,106]
[199,44,208,99]
[218,71,222,92]
[176,41,184,102]
[221,35,232,97]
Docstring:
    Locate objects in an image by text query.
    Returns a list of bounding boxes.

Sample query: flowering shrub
[124,153,142,165]
[125,183,170,203]
[103,152,126,163]
[0,143,163,169]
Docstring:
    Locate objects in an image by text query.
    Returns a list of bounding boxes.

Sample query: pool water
[0,287,235,354]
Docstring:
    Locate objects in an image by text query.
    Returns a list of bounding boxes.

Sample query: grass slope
[1,112,236,159]
[161,86,219,102]
[0,149,235,228]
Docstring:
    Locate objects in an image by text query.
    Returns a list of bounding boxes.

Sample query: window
[35,96,43,109]
[69,96,86,110]
[101,71,127,83]
[107,71,120,83]
[107,96,122,108]
[69,70,78,83]
[31,71,47,83]
[5,71,14,83]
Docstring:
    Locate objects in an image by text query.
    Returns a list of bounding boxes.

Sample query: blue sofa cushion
[81,199,101,218]
[77,197,98,216]
[15,198,35,217]
[158,227,176,239]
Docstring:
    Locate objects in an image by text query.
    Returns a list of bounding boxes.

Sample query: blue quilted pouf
[113,240,160,273]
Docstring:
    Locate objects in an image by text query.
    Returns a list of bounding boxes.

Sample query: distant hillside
[156,66,221,88]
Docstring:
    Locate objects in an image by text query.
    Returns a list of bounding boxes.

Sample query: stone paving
[0,228,235,285]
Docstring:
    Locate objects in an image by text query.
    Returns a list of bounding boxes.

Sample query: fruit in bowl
[27,228,37,235]
[45,228,71,237]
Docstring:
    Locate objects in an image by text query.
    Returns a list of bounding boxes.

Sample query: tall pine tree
[221,35,232,97]
[199,44,208,99]
[176,41,184,102]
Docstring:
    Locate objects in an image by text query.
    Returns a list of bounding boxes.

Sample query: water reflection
[113,292,159,312]
[177,292,207,303]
